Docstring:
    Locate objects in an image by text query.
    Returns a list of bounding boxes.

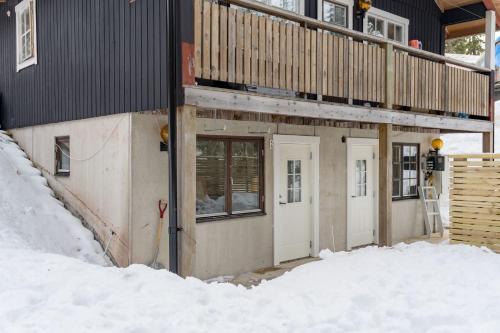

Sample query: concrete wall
[11,114,132,266]
[11,113,434,279]
[195,118,434,279]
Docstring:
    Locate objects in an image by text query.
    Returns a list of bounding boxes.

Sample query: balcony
[193,0,493,121]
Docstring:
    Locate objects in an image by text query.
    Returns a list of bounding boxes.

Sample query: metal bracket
[168,226,183,234]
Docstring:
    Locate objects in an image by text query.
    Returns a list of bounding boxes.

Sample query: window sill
[392,195,419,202]
[55,172,70,177]
[196,211,266,223]
[17,57,37,72]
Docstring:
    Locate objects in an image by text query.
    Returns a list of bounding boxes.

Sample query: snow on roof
[445,53,483,66]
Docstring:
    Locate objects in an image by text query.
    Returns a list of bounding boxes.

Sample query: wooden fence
[194,0,490,117]
[449,154,500,252]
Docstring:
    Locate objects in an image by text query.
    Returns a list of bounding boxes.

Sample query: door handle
[279,201,287,205]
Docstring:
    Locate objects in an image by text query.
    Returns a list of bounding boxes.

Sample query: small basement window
[55,136,70,176]
[15,0,37,72]
[392,143,419,200]
[196,136,264,220]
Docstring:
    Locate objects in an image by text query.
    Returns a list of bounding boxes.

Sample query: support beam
[184,86,494,133]
[382,43,394,110]
[485,10,496,71]
[177,105,197,277]
[379,124,393,247]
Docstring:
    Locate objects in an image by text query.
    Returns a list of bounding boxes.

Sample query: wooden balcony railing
[194,0,492,119]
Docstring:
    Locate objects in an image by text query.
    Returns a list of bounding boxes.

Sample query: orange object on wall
[409,40,422,49]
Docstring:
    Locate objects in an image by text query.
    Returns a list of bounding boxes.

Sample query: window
[393,143,419,199]
[55,136,70,176]
[364,7,408,44]
[254,0,303,14]
[196,137,264,219]
[323,1,349,28]
[15,0,37,71]
[287,160,302,203]
[355,159,367,197]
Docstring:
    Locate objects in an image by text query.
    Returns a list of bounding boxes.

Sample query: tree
[445,34,485,55]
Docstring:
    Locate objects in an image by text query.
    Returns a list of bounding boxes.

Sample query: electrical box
[426,154,445,171]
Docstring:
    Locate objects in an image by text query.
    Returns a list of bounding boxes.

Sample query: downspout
[167,0,181,274]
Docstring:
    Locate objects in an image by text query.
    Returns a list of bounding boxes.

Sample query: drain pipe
[167,0,181,274]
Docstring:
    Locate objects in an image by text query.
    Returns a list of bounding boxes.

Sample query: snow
[1,132,500,332]
[0,131,106,265]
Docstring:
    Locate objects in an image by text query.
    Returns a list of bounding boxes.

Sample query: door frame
[273,135,320,266]
[346,138,379,250]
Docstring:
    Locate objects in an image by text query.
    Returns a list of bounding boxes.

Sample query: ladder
[418,186,444,237]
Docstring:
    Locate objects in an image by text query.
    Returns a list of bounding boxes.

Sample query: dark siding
[352,0,444,54]
[0,0,168,129]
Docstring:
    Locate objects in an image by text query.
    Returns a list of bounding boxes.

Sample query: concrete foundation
[11,111,434,279]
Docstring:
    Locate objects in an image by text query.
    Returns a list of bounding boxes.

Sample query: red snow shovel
[152,200,168,269]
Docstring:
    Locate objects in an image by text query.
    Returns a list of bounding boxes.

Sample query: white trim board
[318,0,354,29]
[272,135,320,266]
[184,86,493,133]
[346,138,379,250]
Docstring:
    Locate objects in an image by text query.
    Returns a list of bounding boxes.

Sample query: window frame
[54,136,70,177]
[363,7,409,45]
[196,135,265,222]
[320,0,353,29]
[15,0,38,72]
[392,143,420,201]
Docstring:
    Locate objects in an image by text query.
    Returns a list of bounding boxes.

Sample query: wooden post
[483,132,494,153]
[485,10,496,71]
[177,105,197,277]
[382,43,394,110]
[379,123,393,247]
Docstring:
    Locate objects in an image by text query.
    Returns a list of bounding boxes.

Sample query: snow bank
[1,242,500,332]
[0,131,106,265]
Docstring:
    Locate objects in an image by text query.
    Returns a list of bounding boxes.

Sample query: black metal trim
[196,212,267,223]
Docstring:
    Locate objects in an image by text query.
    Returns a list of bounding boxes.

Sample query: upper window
[15,0,37,72]
[254,0,303,14]
[196,137,264,219]
[55,136,70,176]
[363,7,408,45]
[322,0,350,28]
[392,143,419,200]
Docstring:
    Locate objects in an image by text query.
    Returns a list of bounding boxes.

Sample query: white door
[348,144,376,248]
[276,144,312,263]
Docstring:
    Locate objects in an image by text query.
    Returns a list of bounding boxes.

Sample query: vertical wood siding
[353,0,444,55]
[0,0,168,129]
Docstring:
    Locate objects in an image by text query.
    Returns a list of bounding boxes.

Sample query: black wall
[0,0,168,129]
[352,0,444,54]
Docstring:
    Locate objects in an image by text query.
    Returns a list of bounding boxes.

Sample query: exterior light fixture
[160,125,169,152]
[356,0,372,18]
[431,138,444,152]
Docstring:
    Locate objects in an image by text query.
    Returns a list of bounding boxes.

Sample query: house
[0,0,497,279]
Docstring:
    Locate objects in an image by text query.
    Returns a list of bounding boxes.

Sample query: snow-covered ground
[1,131,500,332]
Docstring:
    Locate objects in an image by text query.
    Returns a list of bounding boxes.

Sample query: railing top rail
[225,0,492,73]
[448,154,500,159]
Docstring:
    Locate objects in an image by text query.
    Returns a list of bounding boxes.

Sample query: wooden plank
[353,41,358,100]
[265,17,273,87]
[311,30,317,94]
[348,39,354,99]
[305,29,311,93]
[292,25,299,92]
[235,10,244,84]
[251,14,259,86]
[286,23,293,90]
[328,34,334,97]
[194,0,202,78]
[272,20,280,89]
[258,16,266,87]
[379,123,393,246]
[219,5,228,82]
[227,7,236,82]
[298,27,305,93]
[322,32,328,96]
[243,12,252,85]
[279,21,286,90]
[202,0,211,79]
[211,3,219,80]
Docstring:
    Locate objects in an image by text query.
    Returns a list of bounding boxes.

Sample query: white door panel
[348,144,376,248]
[277,144,311,262]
